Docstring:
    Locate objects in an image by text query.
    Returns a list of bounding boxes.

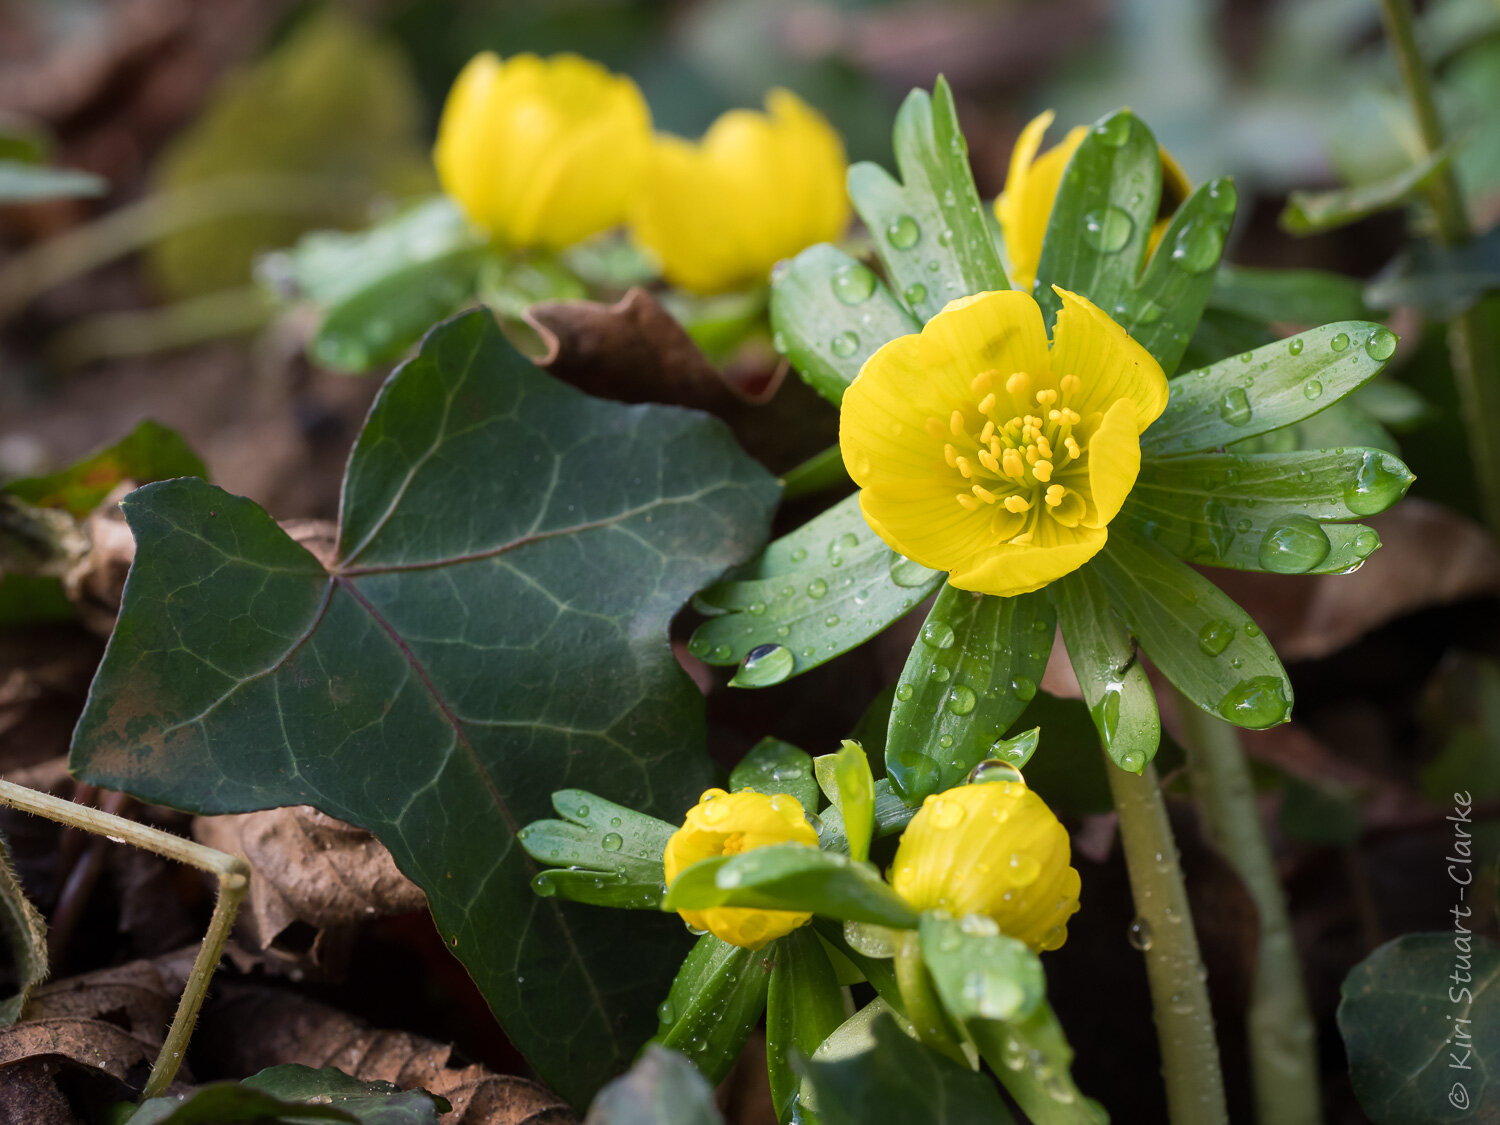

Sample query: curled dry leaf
[1209,499,1500,663]
[195,980,578,1124]
[193,805,425,970]
[61,483,135,636]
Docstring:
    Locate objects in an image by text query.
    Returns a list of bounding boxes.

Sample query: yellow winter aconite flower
[663,787,820,949]
[840,287,1168,597]
[889,780,1080,952]
[996,110,1192,292]
[433,52,652,250]
[631,89,850,295]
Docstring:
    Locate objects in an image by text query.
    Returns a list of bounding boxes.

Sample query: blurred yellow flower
[995,110,1193,292]
[889,779,1080,952]
[663,787,820,949]
[840,287,1167,597]
[433,51,652,250]
[631,89,850,294]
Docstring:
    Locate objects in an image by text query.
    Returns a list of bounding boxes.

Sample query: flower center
[926,370,1089,544]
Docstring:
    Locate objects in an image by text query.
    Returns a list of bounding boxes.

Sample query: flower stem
[893,929,969,1067]
[0,779,248,1098]
[1376,0,1500,538]
[1175,699,1323,1125]
[1104,759,1228,1125]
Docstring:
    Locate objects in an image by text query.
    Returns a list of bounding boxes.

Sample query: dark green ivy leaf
[70,310,780,1105]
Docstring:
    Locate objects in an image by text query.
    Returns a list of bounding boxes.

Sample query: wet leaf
[1280,147,1453,234]
[519,790,676,911]
[69,310,780,1104]
[691,493,942,683]
[847,78,1008,323]
[649,935,775,1087]
[730,739,819,813]
[584,1046,721,1125]
[766,928,846,1122]
[1210,264,1375,325]
[1338,933,1500,1124]
[820,741,875,863]
[885,587,1054,805]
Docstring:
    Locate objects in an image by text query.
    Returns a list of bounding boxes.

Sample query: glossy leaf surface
[650,935,775,1086]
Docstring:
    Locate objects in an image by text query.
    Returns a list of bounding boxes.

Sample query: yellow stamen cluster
[929,370,1089,542]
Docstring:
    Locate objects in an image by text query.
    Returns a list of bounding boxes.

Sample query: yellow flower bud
[631,89,850,295]
[433,51,652,250]
[663,787,820,949]
[889,780,1080,951]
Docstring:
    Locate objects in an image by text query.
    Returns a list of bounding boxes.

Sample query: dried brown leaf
[195,981,578,1124]
[193,805,424,972]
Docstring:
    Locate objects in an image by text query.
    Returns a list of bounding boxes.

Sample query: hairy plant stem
[0,779,248,1098]
[1105,758,1228,1125]
[1175,699,1322,1125]
[1376,0,1500,537]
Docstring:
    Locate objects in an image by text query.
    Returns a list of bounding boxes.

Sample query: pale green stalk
[1176,700,1322,1125]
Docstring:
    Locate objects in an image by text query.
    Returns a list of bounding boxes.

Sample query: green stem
[1176,700,1322,1125]
[0,779,248,1098]
[1376,0,1500,537]
[893,929,969,1067]
[778,445,851,502]
[44,286,275,368]
[1105,760,1228,1125]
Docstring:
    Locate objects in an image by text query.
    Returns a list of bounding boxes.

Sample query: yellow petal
[995,114,1087,292]
[841,334,968,495]
[1048,286,1167,431]
[947,520,1107,598]
[1081,397,1141,528]
[919,290,1052,392]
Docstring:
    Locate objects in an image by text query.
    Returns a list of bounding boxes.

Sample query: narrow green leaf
[691,493,942,682]
[847,79,1008,323]
[1034,109,1161,328]
[664,844,919,929]
[0,160,105,202]
[650,935,775,1086]
[828,741,875,863]
[767,928,848,1123]
[1210,264,1375,325]
[519,790,676,911]
[310,246,486,372]
[1121,448,1412,572]
[814,778,918,857]
[1125,177,1239,376]
[1091,526,1293,729]
[886,587,1055,805]
[5,420,206,518]
[1142,321,1398,456]
[1048,569,1161,773]
[585,1046,724,1125]
[769,244,920,407]
[1227,395,1400,457]
[1338,933,1500,1124]
[1280,147,1453,234]
[918,913,1045,1024]
[70,310,780,1105]
[811,918,905,1011]
[966,1005,1099,1125]
[1011,694,1117,815]
[797,1013,1014,1125]
[0,830,46,1026]
[730,738,820,812]
[122,1064,446,1124]
[1365,225,1500,318]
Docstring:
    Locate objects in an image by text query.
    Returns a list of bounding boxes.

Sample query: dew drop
[938,734,953,749]
[930,797,966,828]
[790,546,808,563]
[1198,620,1234,656]
[1303,379,1323,400]
[1217,676,1291,727]
[1171,219,1224,273]
[806,578,828,599]
[657,999,676,1024]
[968,759,1024,785]
[844,920,899,958]
[1257,515,1331,573]
[903,282,928,307]
[1082,206,1135,253]
[1330,332,1350,352]
[1094,113,1133,146]
[1011,675,1037,702]
[1118,748,1145,772]
[922,621,957,648]
[1218,386,1252,426]
[1127,917,1154,951]
[947,685,977,715]
[747,601,766,616]
[828,531,859,559]
[731,643,795,688]
[1353,527,1381,558]
[931,664,951,682]
[895,683,915,702]
[771,331,787,354]
[602,832,623,852]
[1288,337,1304,356]
[1207,178,1237,214]
[1343,450,1411,516]
[824,614,840,627]
[886,215,920,249]
[832,263,877,305]
[1364,328,1397,361]
[831,331,859,358]
[890,553,940,587]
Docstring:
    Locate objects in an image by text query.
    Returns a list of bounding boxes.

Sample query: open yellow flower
[889,779,1080,952]
[663,787,820,949]
[631,89,849,295]
[840,287,1167,597]
[433,52,651,250]
[996,110,1193,292]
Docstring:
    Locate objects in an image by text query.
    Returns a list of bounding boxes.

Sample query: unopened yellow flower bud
[663,787,820,949]
[433,51,652,250]
[631,89,850,295]
[889,780,1080,951]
